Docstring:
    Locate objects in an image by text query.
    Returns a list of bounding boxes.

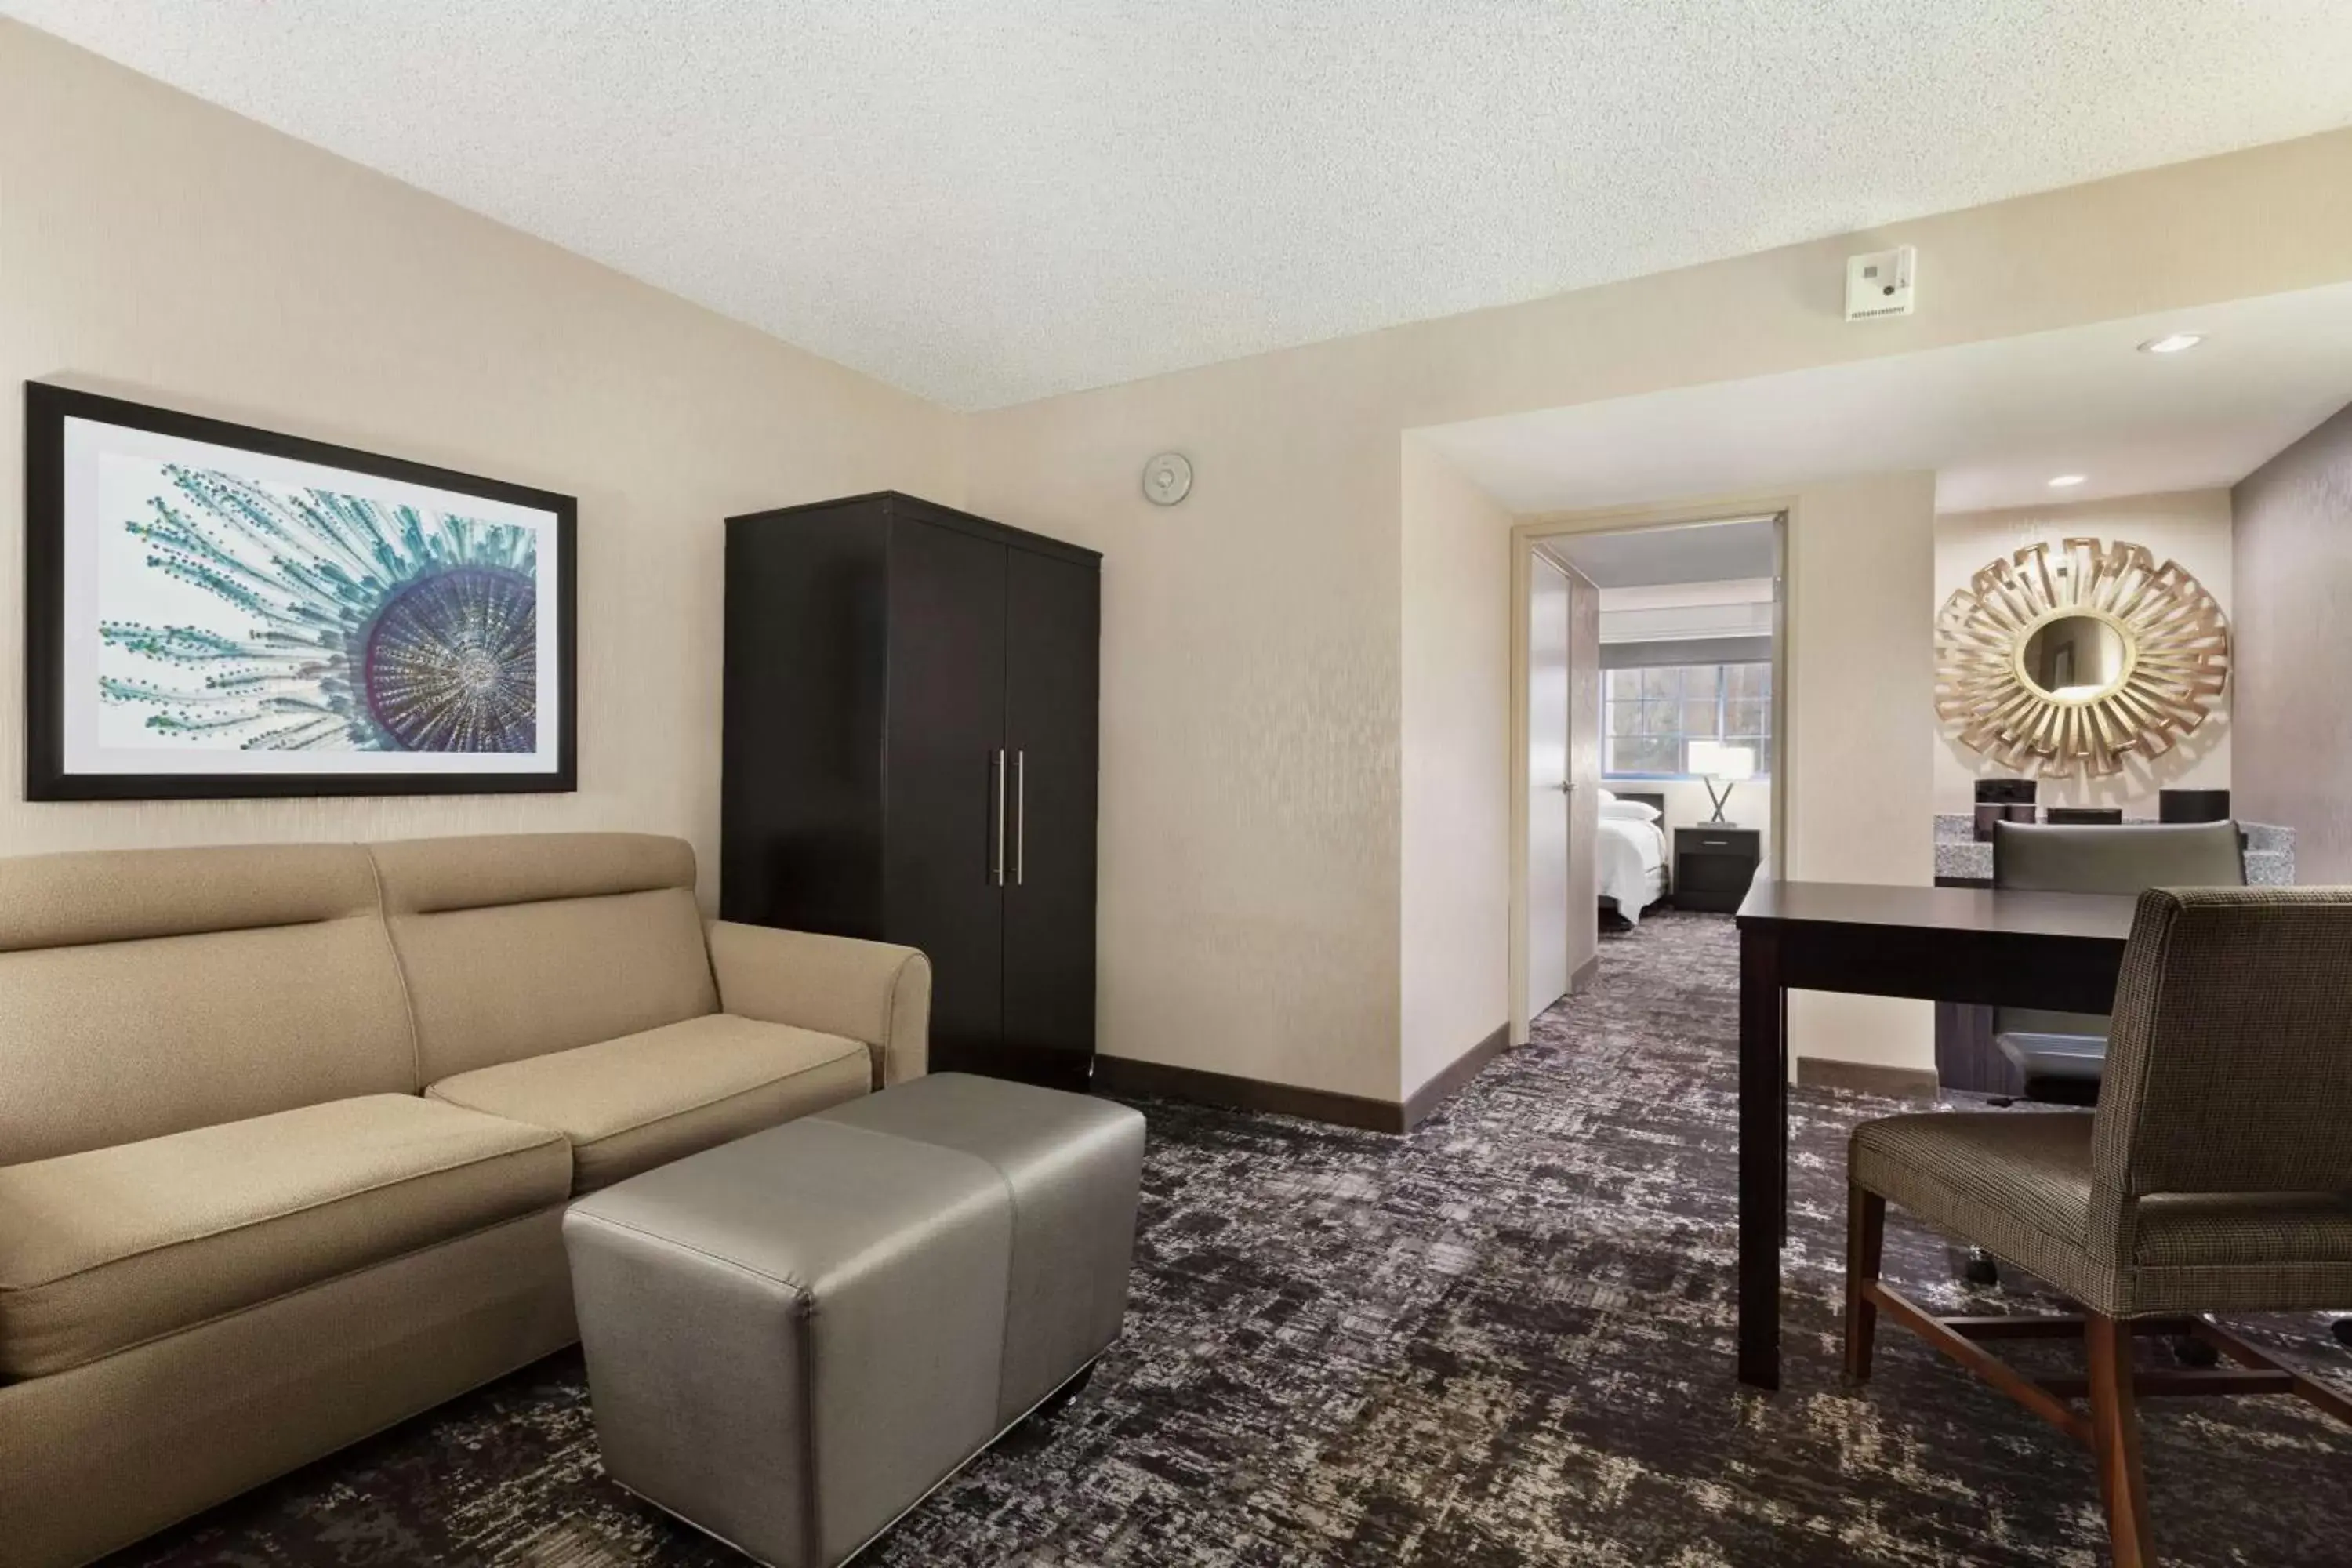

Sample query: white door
[1526,555,1571,1018]
[1565,562,1601,986]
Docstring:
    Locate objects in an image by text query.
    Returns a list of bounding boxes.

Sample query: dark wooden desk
[1733,879,2139,1389]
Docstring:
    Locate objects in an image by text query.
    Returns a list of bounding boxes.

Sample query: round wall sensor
[1142,452,1192,506]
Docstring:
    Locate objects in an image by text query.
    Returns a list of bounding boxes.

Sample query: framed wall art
[1933,535,2227,779]
[24,382,576,800]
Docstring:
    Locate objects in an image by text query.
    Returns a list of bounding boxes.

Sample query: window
[1604,662,1771,779]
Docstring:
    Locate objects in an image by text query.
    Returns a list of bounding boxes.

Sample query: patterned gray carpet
[107,912,2349,1566]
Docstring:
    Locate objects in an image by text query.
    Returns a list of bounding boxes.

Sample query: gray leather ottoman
[562,1073,1145,1568]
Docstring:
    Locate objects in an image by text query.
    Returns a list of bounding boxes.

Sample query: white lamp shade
[1688,742,1756,782]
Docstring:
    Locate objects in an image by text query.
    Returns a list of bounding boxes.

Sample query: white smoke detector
[1142,452,1193,506]
[1845,245,1916,321]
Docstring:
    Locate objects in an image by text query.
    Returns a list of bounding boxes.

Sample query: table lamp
[1688,741,1755,824]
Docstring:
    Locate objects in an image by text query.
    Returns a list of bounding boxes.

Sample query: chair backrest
[1992,819,2245,895]
[369,833,719,1083]
[2093,887,2352,1199]
[1993,820,2247,1040]
[0,844,414,1166]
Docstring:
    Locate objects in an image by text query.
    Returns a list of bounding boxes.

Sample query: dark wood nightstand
[1674,826,1761,913]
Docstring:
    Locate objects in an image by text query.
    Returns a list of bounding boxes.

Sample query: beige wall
[2234,401,2352,881]
[1781,474,1938,1072]
[1934,489,2234,815]
[16,16,2352,1103]
[964,128,2352,1100]
[1400,437,1513,1099]
[0,24,959,897]
[958,357,1408,1103]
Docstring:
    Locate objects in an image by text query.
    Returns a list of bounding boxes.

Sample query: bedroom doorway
[1509,509,1786,1045]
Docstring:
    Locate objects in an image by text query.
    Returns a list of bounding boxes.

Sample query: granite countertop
[1933,814,2295,885]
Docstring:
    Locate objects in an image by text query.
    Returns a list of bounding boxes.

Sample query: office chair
[1991,819,2245,1104]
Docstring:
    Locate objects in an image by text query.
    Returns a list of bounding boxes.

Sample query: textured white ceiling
[9,2,2352,409]
[1420,283,2352,514]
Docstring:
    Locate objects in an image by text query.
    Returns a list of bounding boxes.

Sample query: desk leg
[1780,981,1790,1242]
[1738,921,1786,1389]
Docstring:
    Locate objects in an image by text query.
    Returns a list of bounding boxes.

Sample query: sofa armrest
[704,921,931,1088]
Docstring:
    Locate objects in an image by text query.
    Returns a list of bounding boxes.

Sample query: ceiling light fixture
[2049,474,2088,488]
[2138,332,2205,354]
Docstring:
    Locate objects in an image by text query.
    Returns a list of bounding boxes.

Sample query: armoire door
[885,519,1008,1076]
[1000,546,1100,1087]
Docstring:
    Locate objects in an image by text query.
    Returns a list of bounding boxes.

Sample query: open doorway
[1512,513,1786,1038]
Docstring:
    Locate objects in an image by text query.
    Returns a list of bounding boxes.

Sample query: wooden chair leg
[2085,1312,2154,1568]
[1844,1186,1886,1382]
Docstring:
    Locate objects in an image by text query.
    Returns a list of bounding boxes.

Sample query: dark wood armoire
[720,492,1101,1089]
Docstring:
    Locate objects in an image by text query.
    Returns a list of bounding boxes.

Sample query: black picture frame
[24,381,578,800]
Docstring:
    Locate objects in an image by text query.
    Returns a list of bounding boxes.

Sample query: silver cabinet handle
[991,749,1007,887]
[1013,750,1027,887]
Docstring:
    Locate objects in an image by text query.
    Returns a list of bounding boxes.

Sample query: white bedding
[1598,816,1668,924]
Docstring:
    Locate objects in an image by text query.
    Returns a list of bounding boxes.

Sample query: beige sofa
[0,833,930,1568]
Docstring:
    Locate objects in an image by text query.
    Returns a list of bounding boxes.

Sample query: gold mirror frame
[1935,537,2228,778]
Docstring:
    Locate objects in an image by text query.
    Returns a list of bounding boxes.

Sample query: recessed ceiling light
[2049,474,2088,488]
[2138,332,2205,354]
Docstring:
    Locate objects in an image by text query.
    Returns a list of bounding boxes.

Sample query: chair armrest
[704,921,931,1088]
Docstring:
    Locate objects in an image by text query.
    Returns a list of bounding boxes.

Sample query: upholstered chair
[1844,887,2352,1568]
[1991,819,2246,1103]
[1955,820,2251,1294]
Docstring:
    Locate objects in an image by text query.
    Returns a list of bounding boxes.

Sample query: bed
[1598,789,1670,925]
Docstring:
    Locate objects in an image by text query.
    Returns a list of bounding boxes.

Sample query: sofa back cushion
[0,844,414,1166]
[371,833,718,1083]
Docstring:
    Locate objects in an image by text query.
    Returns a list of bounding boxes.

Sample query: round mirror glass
[2017,613,2129,701]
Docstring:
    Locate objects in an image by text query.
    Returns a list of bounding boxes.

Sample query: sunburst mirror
[1934,537,2229,778]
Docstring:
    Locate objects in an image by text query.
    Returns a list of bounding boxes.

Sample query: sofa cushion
[370,834,721,1083]
[0,1095,569,1378]
[0,844,415,1167]
[426,1014,872,1192]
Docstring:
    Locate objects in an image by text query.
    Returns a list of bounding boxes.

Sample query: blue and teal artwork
[100,463,539,753]
[27,382,573,800]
